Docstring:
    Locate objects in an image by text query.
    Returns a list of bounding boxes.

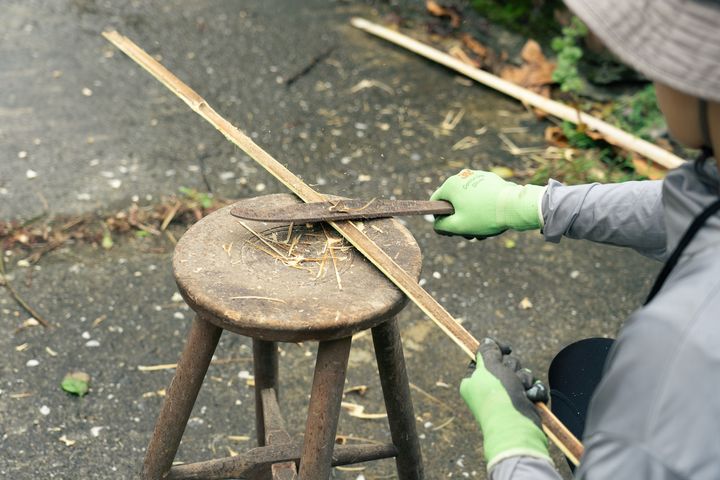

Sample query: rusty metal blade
[230,199,454,223]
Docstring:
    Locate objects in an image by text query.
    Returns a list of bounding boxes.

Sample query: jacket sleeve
[541,180,666,261]
[490,456,563,480]
[575,434,684,480]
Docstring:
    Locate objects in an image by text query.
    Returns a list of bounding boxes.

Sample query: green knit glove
[460,338,552,471]
[430,170,545,237]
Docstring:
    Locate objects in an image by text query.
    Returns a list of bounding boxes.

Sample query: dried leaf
[426,0,462,28]
[448,45,480,68]
[631,155,668,180]
[490,166,514,179]
[544,126,569,148]
[500,40,555,95]
[460,33,488,59]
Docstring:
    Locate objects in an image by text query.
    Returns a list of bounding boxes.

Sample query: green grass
[470,0,563,38]
[609,85,666,140]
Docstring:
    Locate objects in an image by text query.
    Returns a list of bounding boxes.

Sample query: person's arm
[431,170,667,260]
[460,338,562,480]
[491,456,562,480]
[542,179,666,260]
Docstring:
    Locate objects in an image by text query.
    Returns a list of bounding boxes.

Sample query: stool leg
[372,318,424,480]
[298,336,352,480]
[253,339,279,447]
[142,316,223,479]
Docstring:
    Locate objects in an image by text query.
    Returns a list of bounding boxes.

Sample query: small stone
[357,174,371,182]
[82,87,93,97]
[108,179,122,189]
[39,405,51,416]
[432,271,441,279]
[173,312,185,320]
[16,259,30,268]
[255,183,266,192]
[18,151,27,159]
[26,359,40,367]
[26,169,38,179]
[81,331,91,339]
[85,340,100,348]
[171,292,184,303]
[519,297,533,310]
[76,193,91,201]
[570,270,580,279]
[219,171,235,181]
[90,426,105,437]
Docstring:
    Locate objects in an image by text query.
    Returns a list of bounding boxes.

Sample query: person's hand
[430,170,545,238]
[460,338,552,471]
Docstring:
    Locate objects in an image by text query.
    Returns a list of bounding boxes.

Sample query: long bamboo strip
[102,30,583,465]
[350,17,684,170]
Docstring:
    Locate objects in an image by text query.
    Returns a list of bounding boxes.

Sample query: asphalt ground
[0,1,659,478]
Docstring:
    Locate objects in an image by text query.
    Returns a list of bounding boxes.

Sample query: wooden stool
[142,194,424,480]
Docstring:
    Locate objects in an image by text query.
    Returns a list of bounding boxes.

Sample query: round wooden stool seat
[174,193,422,342]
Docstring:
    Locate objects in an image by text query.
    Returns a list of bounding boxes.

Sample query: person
[430,0,720,478]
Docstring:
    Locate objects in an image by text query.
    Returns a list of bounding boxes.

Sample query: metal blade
[230,198,454,223]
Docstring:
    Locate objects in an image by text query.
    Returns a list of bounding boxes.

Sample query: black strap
[645,196,720,304]
[699,99,712,151]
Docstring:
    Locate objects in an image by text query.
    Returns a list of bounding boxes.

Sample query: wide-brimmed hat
[564,0,720,103]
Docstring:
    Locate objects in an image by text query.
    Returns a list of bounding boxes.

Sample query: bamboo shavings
[341,401,387,419]
[240,222,352,289]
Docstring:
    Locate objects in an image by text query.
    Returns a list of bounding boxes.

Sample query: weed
[609,84,666,140]
[179,186,214,209]
[470,0,562,38]
[551,16,588,95]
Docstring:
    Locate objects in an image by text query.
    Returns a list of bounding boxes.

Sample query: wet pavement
[1,1,659,478]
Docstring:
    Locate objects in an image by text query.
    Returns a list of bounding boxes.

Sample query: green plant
[179,186,214,209]
[531,122,644,185]
[561,121,596,149]
[610,84,666,140]
[551,16,588,94]
[470,0,562,38]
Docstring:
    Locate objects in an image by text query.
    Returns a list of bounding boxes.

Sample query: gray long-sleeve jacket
[491,160,720,480]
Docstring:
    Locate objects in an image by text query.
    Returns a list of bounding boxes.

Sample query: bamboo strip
[350,17,684,170]
[102,30,583,465]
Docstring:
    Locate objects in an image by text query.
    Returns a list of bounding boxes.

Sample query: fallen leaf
[544,126,569,148]
[61,371,90,397]
[504,238,516,249]
[426,0,462,28]
[500,40,555,95]
[449,45,480,68]
[631,154,668,180]
[461,33,488,59]
[490,166,514,179]
[519,297,533,310]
